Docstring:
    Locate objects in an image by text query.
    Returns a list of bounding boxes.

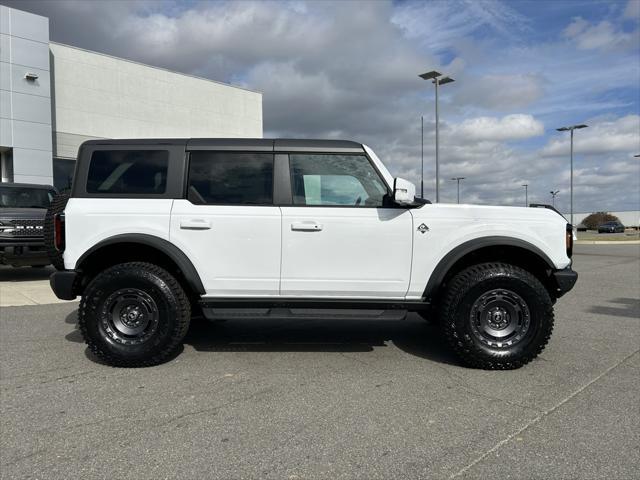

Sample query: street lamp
[521,184,529,207]
[451,177,465,204]
[550,190,559,207]
[556,124,588,225]
[420,70,455,203]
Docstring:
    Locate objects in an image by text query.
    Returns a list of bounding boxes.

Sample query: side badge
[417,223,429,234]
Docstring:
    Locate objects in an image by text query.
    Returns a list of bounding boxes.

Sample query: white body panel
[64,198,173,270]
[170,200,281,296]
[405,204,571,299]
[62,146,571,302]
[280,207,413,298]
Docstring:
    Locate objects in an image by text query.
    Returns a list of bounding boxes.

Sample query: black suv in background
[0,183,57,267]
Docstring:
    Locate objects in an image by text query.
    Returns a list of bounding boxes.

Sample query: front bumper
[551,267,578,298]
[0,239,48,267]
[50,270,78,300]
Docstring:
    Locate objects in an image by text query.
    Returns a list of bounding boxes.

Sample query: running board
[199,298,430,321]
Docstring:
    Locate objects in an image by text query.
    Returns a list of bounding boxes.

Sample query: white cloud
[452,114,544,142]
[453,74,544,110]
[563,16,639,50]
[541,115,640,156]
[623,0,640,21]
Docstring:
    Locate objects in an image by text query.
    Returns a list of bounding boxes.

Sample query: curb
[575,240,640,245]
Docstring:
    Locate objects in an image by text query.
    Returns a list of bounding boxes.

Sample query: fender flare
[76,233,205,294]
[423,236,555,300]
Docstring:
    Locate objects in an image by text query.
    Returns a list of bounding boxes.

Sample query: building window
[53,158,75,192]
[187,152,274,205]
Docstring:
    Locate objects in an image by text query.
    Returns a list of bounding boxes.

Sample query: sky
[4,0,640,212]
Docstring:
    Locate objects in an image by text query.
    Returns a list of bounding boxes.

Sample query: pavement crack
[448,349,640,479]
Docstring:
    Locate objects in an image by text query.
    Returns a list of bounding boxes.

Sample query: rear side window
[87,150,169,194]
[187,152,273,205]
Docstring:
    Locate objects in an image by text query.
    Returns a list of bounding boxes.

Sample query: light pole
[419,70,455,203]
[556,124,588,226]
[522,184,528,207]
[550,190,559,208]
[451,177,465,204]
[421,116,424,198]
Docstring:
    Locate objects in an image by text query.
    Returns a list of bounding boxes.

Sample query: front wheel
[79,262,191,367]
[438,263,554,370]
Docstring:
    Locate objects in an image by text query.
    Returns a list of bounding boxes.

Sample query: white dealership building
[0,5,263,189]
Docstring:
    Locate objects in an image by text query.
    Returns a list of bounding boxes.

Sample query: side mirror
[393,178,416,205]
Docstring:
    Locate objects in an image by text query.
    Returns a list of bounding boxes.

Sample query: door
[170,151,281,297]
[280,153,413,298]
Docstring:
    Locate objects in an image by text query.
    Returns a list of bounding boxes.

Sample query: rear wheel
[439,262,554,370]
[79,262,191,367]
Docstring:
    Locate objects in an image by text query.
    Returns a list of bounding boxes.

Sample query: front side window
[87,150,169,194]
[290,154,388,207]
[187,152,274,205]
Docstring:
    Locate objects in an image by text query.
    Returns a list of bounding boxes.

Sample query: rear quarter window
[86,150,169,194]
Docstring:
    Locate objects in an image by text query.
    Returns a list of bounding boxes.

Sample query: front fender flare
[422,236,555,300]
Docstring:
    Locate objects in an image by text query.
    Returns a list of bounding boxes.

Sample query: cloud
[453,74,544,110]
[2,0,638,212]
[563,16,639,50]
[541,115,640,156]
[624,0,640,21]
[451,114,544,142]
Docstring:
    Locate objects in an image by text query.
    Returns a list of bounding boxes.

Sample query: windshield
[0,186,55,208]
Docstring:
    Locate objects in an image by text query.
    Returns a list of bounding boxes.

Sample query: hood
[0,207,47,221]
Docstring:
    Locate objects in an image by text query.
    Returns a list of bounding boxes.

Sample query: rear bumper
[49,270,78,300]
[551,267,578,298]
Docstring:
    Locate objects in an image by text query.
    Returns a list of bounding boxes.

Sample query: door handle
[291,221,323,232]
[180,218,211,230]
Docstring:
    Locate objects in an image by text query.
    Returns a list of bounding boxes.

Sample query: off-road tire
[439,262,554,370]
[79,262,191,367]
[43,191,70,270]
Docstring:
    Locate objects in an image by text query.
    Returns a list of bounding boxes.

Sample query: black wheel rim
[101,288,159,345]
[469,288,530,348]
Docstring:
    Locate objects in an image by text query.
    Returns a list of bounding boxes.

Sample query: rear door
[170,149,281,297]
[280,152,413,298]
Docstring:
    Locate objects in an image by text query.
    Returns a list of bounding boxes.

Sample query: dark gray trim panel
[423,236,556,300]
[76,234,205,294]
[187,139,274,151]
[273,154,292,205]
[275,139,364,153]
[72,142,187,199]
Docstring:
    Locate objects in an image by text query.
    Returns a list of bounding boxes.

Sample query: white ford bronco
[47,139,577,369]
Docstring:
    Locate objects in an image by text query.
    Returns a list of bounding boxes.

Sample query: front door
[170,150,281,297]
[280,153,413,298]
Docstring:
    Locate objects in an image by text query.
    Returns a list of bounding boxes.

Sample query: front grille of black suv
[4,219,45,237]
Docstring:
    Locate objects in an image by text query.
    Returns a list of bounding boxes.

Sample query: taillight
[54,213,65,251]
[566,224,573,258]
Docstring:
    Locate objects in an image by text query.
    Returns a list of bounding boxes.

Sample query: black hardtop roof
[0,182,56,190]
[80,138,364,153]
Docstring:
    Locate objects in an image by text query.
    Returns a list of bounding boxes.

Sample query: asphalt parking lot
[1,244,639,480]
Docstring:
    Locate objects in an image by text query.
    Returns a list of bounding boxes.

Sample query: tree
[581,212,621,230]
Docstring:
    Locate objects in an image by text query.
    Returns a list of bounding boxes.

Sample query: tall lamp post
[522,183,529,207]
[419,70,455,203]
[451,177,465,204]
[556,124,588,226]
[550,190,559,208]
